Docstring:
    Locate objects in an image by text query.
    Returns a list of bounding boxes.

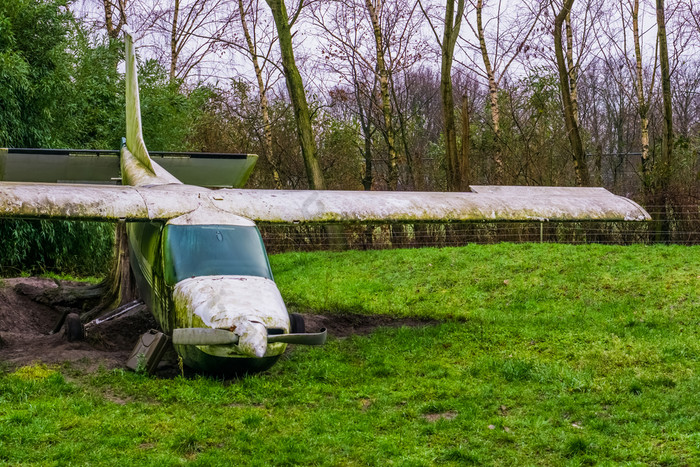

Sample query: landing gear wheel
[65,313,85,342]
[289,313,305,334]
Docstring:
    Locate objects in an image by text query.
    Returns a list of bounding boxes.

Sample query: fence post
[540,222,544,243]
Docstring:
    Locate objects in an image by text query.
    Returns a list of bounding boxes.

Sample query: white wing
[212,185,650,222]
[0,182,650,222]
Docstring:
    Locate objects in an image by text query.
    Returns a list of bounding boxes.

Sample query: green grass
[15,271,104,284]
[2,244,699,465]
[34,272,104,284]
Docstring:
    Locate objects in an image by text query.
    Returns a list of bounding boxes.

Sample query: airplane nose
[235,319,268,358]
[172,276,291,359]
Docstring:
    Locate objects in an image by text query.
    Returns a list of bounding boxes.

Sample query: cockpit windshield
[163,224,273,285]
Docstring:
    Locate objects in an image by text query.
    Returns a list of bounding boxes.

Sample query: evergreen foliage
[0,0,72,147]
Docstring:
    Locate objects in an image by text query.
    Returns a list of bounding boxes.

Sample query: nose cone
[173,275,290,358]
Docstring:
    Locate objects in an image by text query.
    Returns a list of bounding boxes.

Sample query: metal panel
[0,148,120,184]
[153,153,258,188]
[0,148,258,188]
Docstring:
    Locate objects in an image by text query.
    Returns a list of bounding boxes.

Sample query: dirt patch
[0,278,438,374]
[422,411,458,422]
[300,311,439,338]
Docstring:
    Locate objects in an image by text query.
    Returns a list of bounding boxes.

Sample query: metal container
[126,329,169,374]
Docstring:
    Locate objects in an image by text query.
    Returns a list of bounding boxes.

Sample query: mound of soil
[0,278,438,374]
[0,278,160,371]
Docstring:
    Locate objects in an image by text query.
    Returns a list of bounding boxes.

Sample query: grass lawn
[1,243,699,465]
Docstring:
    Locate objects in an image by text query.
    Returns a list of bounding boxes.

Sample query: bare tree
[70,0,138,42]
[312,0,425,190]
[463,0,541,183]
[419,0,467,191]
[103,0,128,39]
[630,0,655,179]
[364,0,399,189]
[460,88,471,187]
[656,0,672,185]
[236,0,283,188]
[143,0,232,83]
[310,0,379,190]
[554,0,590,185]
[672,61,700,140]
[594,0,658,186]
[265,0,326,189]
[384,8,431,190]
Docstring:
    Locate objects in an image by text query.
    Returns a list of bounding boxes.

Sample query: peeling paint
[167,206,255,227]
[120,146,180,187]
[0,182,150,220]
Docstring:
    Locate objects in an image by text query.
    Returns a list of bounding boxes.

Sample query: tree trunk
[82,222,139,321]
[355,81,374,191]
[441,0,466,191]
[565,11,579,126]
[19,223,140,324]
[656,0,673,187]
[656,0,673,243]
[103,0,127,40]
[632,0,654,193]
[265,0,326,190]
[361,129,373,191]
[476,0,504,183]
[365,0,398,190]
[554,0,590,186]
[390,77,416,190]
[631,0,652,187]
[595,143,602,185]
[239,0,282,189]
[460,91,471,188]
[170,0,180,82]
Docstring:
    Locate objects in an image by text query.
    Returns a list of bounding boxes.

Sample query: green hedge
[0,220,114,277]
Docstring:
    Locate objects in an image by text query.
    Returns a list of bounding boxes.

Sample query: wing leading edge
[0,182,650,223]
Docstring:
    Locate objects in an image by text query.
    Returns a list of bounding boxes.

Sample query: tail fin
[124,31,155,173]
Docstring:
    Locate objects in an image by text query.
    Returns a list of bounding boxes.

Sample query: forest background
[1,0,699,275]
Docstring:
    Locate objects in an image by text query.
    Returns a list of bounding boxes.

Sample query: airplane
[0,32,651,375]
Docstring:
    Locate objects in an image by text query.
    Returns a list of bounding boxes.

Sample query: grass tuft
[563,436,591,458]
[439,447,480,464]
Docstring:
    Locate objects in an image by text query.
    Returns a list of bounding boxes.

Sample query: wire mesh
[259,204,700,253]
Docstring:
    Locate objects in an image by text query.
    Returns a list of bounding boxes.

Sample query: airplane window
[163,224,273,285]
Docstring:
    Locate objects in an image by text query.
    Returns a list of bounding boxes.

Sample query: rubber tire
[289,313,305,334]
[65,313,85,342]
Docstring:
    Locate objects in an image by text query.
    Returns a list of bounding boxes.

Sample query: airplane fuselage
[126,209,292,374]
